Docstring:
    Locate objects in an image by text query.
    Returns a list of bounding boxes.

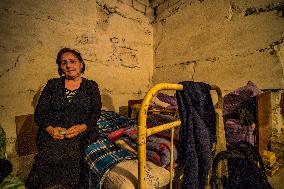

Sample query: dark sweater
[35,77,102,146]
[26,77,102,188]
[176,81,216,189]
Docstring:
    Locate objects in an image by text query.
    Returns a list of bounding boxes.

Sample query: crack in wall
[191,61,197,81]
[244,2,284,17]
[120,64,140,68]
[117,46,138,52]
[229,39,284,58]
[155,56,219,68]
[256,38,284,56]
[96,0,143,24]
[0,55,20,78]
[152,0,188,23]
[153,20,165,57]
[0,8,70,25]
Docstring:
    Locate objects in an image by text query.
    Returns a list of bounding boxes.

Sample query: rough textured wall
[271,91,284,158]
[152,0,284,91]
[0,0,153,155]
[152,0,284,158]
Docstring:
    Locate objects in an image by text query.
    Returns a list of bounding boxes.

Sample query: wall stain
[17,89,37,94]
[75,34,97,45]
[205,57,219,63]
[107,37,140,69]
[0,105,4,111]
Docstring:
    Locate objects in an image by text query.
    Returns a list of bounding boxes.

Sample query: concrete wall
[0,0,153,155]
[152,0,284,158]
[152,0,284,91]
[1,0,284,171]
[271,90,284,158]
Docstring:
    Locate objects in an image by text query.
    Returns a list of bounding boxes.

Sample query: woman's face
[60,52,83,79]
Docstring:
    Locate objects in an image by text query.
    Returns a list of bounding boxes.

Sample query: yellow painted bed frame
[137,83,224,189]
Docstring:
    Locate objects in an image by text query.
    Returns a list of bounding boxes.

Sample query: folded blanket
[85,138,136,189]
[97,110,136,137]
[122,127,177,167]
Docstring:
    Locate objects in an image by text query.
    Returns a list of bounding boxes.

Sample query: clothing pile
[223,81,262,145]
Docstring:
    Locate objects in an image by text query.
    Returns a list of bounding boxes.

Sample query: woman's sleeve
[34,80,53,129]
[85,81,102,131]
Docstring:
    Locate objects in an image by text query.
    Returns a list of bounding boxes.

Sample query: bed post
[137,83,183,189]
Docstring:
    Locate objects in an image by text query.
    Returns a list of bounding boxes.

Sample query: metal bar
[146,121,181,136]
[169,127,174,189]
[137,83,222,189]
[137,83,183,189]
[211,84,223,109]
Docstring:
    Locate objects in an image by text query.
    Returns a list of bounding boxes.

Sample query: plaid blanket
[85,138,136,189]
[97,110,136,137]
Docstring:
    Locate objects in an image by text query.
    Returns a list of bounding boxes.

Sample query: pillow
[103,159,170,189]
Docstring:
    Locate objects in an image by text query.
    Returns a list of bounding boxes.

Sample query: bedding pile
[85,138,136,189]
[106,93,180,168]
[223,81,262,145]
[85,93,180,188]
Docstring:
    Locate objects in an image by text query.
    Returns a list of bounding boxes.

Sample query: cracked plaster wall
[271,91,284,158]
[0,0,153,156]
[153,0,284,90]
[152,0,284,158]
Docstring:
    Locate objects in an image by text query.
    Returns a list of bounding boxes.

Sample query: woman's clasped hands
[46,125,87,140]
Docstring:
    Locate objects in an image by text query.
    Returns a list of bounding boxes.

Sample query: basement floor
[269,163,284,189]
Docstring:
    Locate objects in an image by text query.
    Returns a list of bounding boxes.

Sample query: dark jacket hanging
[176,81,216,189]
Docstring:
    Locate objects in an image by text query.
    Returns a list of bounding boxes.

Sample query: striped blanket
[85,138,136,189]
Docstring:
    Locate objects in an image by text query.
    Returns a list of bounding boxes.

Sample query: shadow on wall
[101,93,115,111]
[32,85,45,109]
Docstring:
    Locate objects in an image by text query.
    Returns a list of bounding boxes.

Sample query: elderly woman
[26,48,102,189]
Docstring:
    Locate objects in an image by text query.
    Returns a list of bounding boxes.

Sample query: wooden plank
[256,91,272,150]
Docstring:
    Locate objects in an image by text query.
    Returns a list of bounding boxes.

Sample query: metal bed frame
[137,83,223,189]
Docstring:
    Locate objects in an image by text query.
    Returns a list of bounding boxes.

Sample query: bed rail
[137,83,223,189]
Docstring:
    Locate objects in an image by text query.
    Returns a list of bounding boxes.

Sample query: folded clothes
[225,119,255,144]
